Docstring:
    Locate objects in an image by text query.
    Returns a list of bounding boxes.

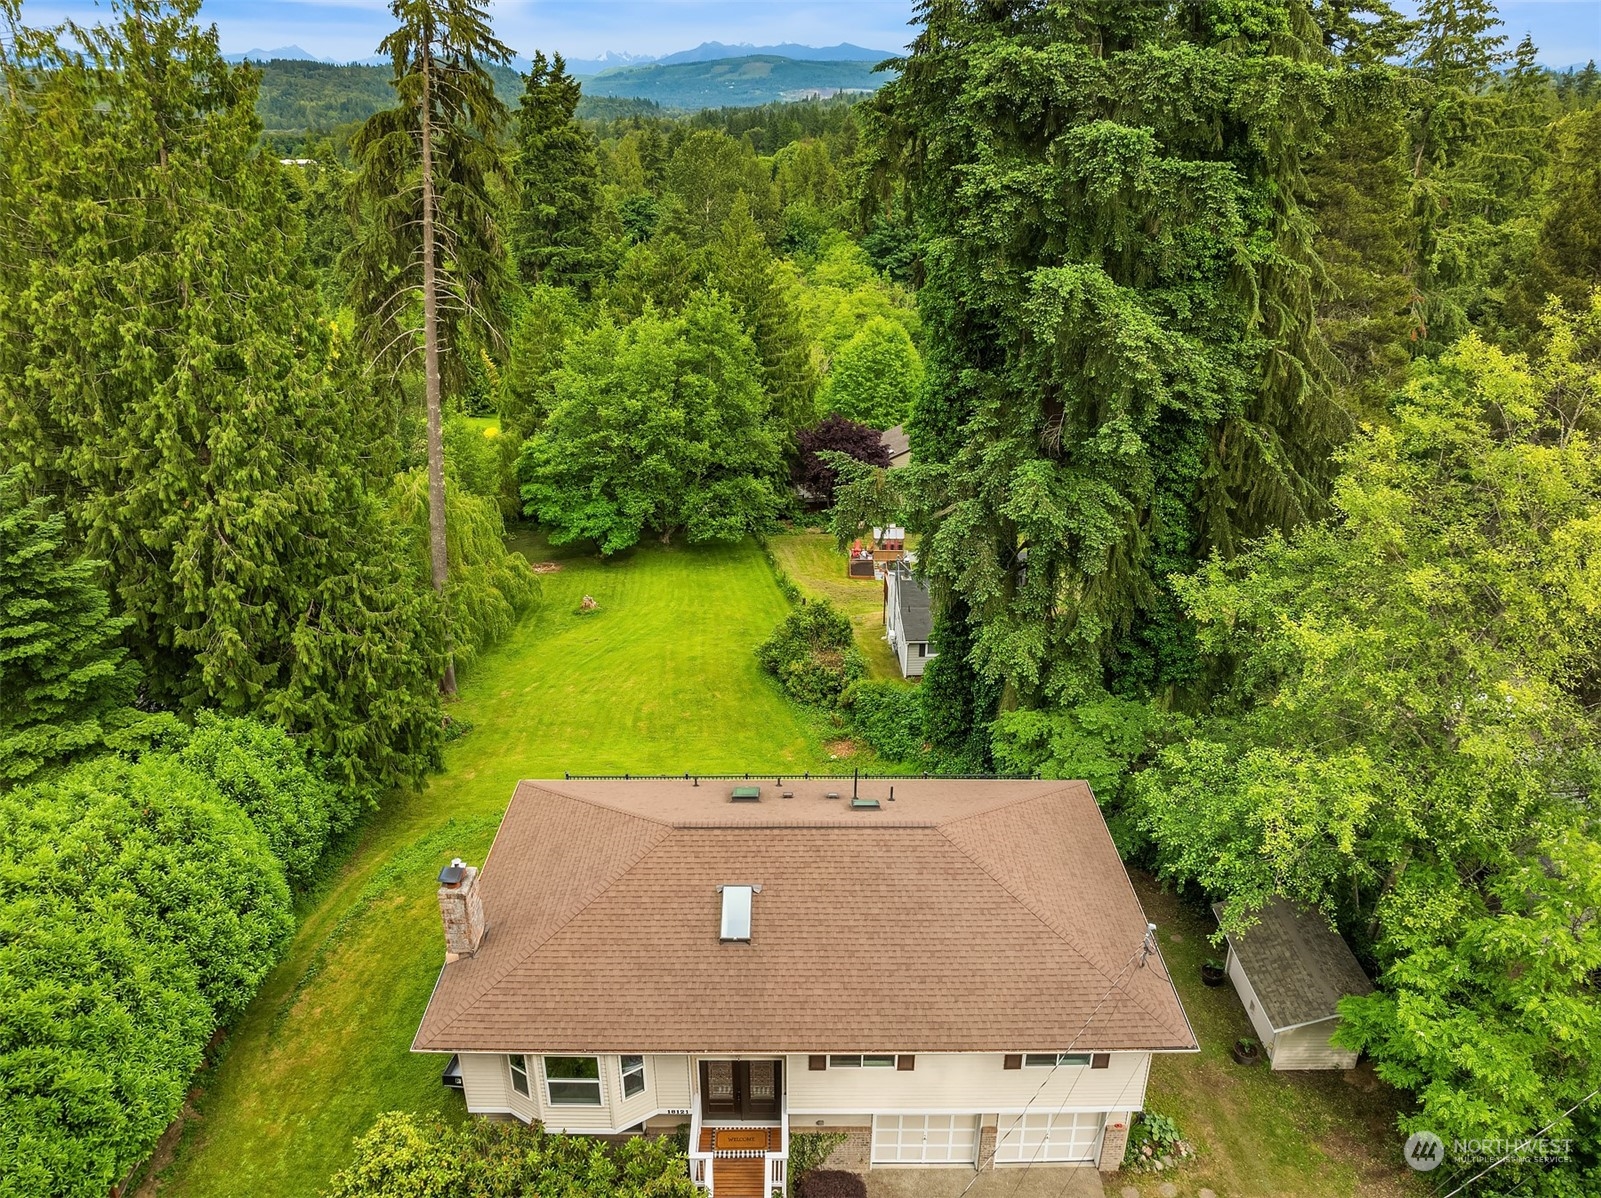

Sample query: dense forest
[1,0,1599,1194]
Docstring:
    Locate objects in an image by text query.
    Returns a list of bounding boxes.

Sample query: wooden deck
[711,1156,767,1198]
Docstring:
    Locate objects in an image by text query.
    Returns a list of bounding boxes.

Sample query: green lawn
[767,530,905,681]
[1123,875,1426,1198]
[149,537,849,1198]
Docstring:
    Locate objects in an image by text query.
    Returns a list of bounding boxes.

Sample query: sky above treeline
[15,0,1601,68]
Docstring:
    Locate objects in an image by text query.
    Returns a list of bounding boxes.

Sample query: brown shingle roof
[413,779,1196,1054]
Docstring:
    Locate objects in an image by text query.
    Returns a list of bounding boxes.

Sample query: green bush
[0,753,296,1197]
[326,1111,698,1197]
[179,713,352,891]
[844,680,926,762]
[756,600,865,707]
[787,1130,848,1196]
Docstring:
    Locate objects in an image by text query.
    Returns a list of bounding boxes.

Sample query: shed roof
[1214,898,1373,1030]
[893,561,933,643]
[414,778,1196,1055]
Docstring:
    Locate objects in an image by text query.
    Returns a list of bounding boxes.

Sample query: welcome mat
[713,1128,773,1152]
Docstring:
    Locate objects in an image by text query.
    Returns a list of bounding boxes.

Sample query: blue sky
[15,0,1601,67]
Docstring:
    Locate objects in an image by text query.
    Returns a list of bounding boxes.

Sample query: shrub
[844,680,926,763]
[787,1131,848,1195]
[326,1111,698,1197]
[0,753,296,1197]
[797,1170,867,1198]
[756,601,865,707]
[180,713,351,890]
[1122,1111,1193,1172]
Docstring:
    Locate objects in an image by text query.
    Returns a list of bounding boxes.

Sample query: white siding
[615,1054,694,1128]
[458,1052,517,1114]
[1225,946,1279,1051]
[785,1053,1152,1115]
[1267,1021,1360,1071]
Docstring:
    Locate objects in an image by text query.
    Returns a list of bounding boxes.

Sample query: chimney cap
[438,859,467,887]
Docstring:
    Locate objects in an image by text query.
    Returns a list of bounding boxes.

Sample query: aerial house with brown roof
[415,778,1197,1196]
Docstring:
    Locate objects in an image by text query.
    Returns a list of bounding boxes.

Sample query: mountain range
[225,40,894,73]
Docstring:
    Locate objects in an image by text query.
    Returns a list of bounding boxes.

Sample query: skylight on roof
[719,885,753,941]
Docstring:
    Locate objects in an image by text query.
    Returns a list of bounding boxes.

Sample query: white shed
[883,560,935,678]
[1212,898,1373,1070]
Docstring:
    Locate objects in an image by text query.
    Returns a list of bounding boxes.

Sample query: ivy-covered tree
[511,51,604,291]
[346,0,513,694]
[867,0,1348,710]
[518,293,782,553]
[0,469,155,785]
[0,0,446,798]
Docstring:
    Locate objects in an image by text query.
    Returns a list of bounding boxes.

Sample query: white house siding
[457,1052,520,1115]
[1225,946,1280,1051]
[615,1054,693,1128]
[1266,1021,1359,1071]
[784,1052,1152,1115]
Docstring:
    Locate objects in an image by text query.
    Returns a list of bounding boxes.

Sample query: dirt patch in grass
[825,737,860,758]
[530,560,563,573]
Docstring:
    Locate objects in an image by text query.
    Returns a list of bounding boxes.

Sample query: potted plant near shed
[1201,956,1227,987]
[1231,1035,1262,1065]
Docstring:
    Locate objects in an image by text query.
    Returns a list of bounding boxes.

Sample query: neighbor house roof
[883,424,911,467]
[1213,898,1373,1031]
[892,561,933,643]
[413,779,1196,1055]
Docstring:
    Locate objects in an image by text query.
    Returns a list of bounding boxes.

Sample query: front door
[699,1059,782,1121]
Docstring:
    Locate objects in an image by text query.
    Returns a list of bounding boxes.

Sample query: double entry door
[699,1059,781,1121]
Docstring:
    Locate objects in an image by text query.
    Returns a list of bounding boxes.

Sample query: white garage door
[872,1114,980,1164]
[993,1111,1104,1164]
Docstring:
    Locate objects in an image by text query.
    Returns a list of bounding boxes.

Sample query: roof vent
[825,791,840,800]
[851,797,881,810]
[437,858,466,887]
[730,786,761,802]
[719,884,755,941]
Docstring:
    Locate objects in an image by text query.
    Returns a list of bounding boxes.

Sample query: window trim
[543,1055,604,1106]
[1022,1052,1092,1068]
[620,1054,647,1099]
[508,1053,531,1098]
[826,1054,899,1069]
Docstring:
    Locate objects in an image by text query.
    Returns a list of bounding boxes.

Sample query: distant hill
[225,45,318,63]
[582,55,890,108]
[250,60,523,135]
[654,41,894,66]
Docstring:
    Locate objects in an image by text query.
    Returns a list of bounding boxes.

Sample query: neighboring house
[882,424,912,469]
[416,778,1197,1197]
[883,560,934,677]
[1212,898,1374,1070]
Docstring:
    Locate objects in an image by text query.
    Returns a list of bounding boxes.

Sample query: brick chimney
[437,857,484,961]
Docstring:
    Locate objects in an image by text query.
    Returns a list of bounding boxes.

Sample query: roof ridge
[424,804,675,1040]
[932,782,1084,828]
[524,780,677,827]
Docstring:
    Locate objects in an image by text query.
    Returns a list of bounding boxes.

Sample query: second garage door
[993,1111,1104,1164]
[871,1114,980,1165]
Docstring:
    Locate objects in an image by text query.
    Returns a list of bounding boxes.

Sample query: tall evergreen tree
[346,0,513,694]
[511,51,604,291]
[706,194,819,432]
[0,0,445,797]
[866,1,1347,709]
[0,469,161,785]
